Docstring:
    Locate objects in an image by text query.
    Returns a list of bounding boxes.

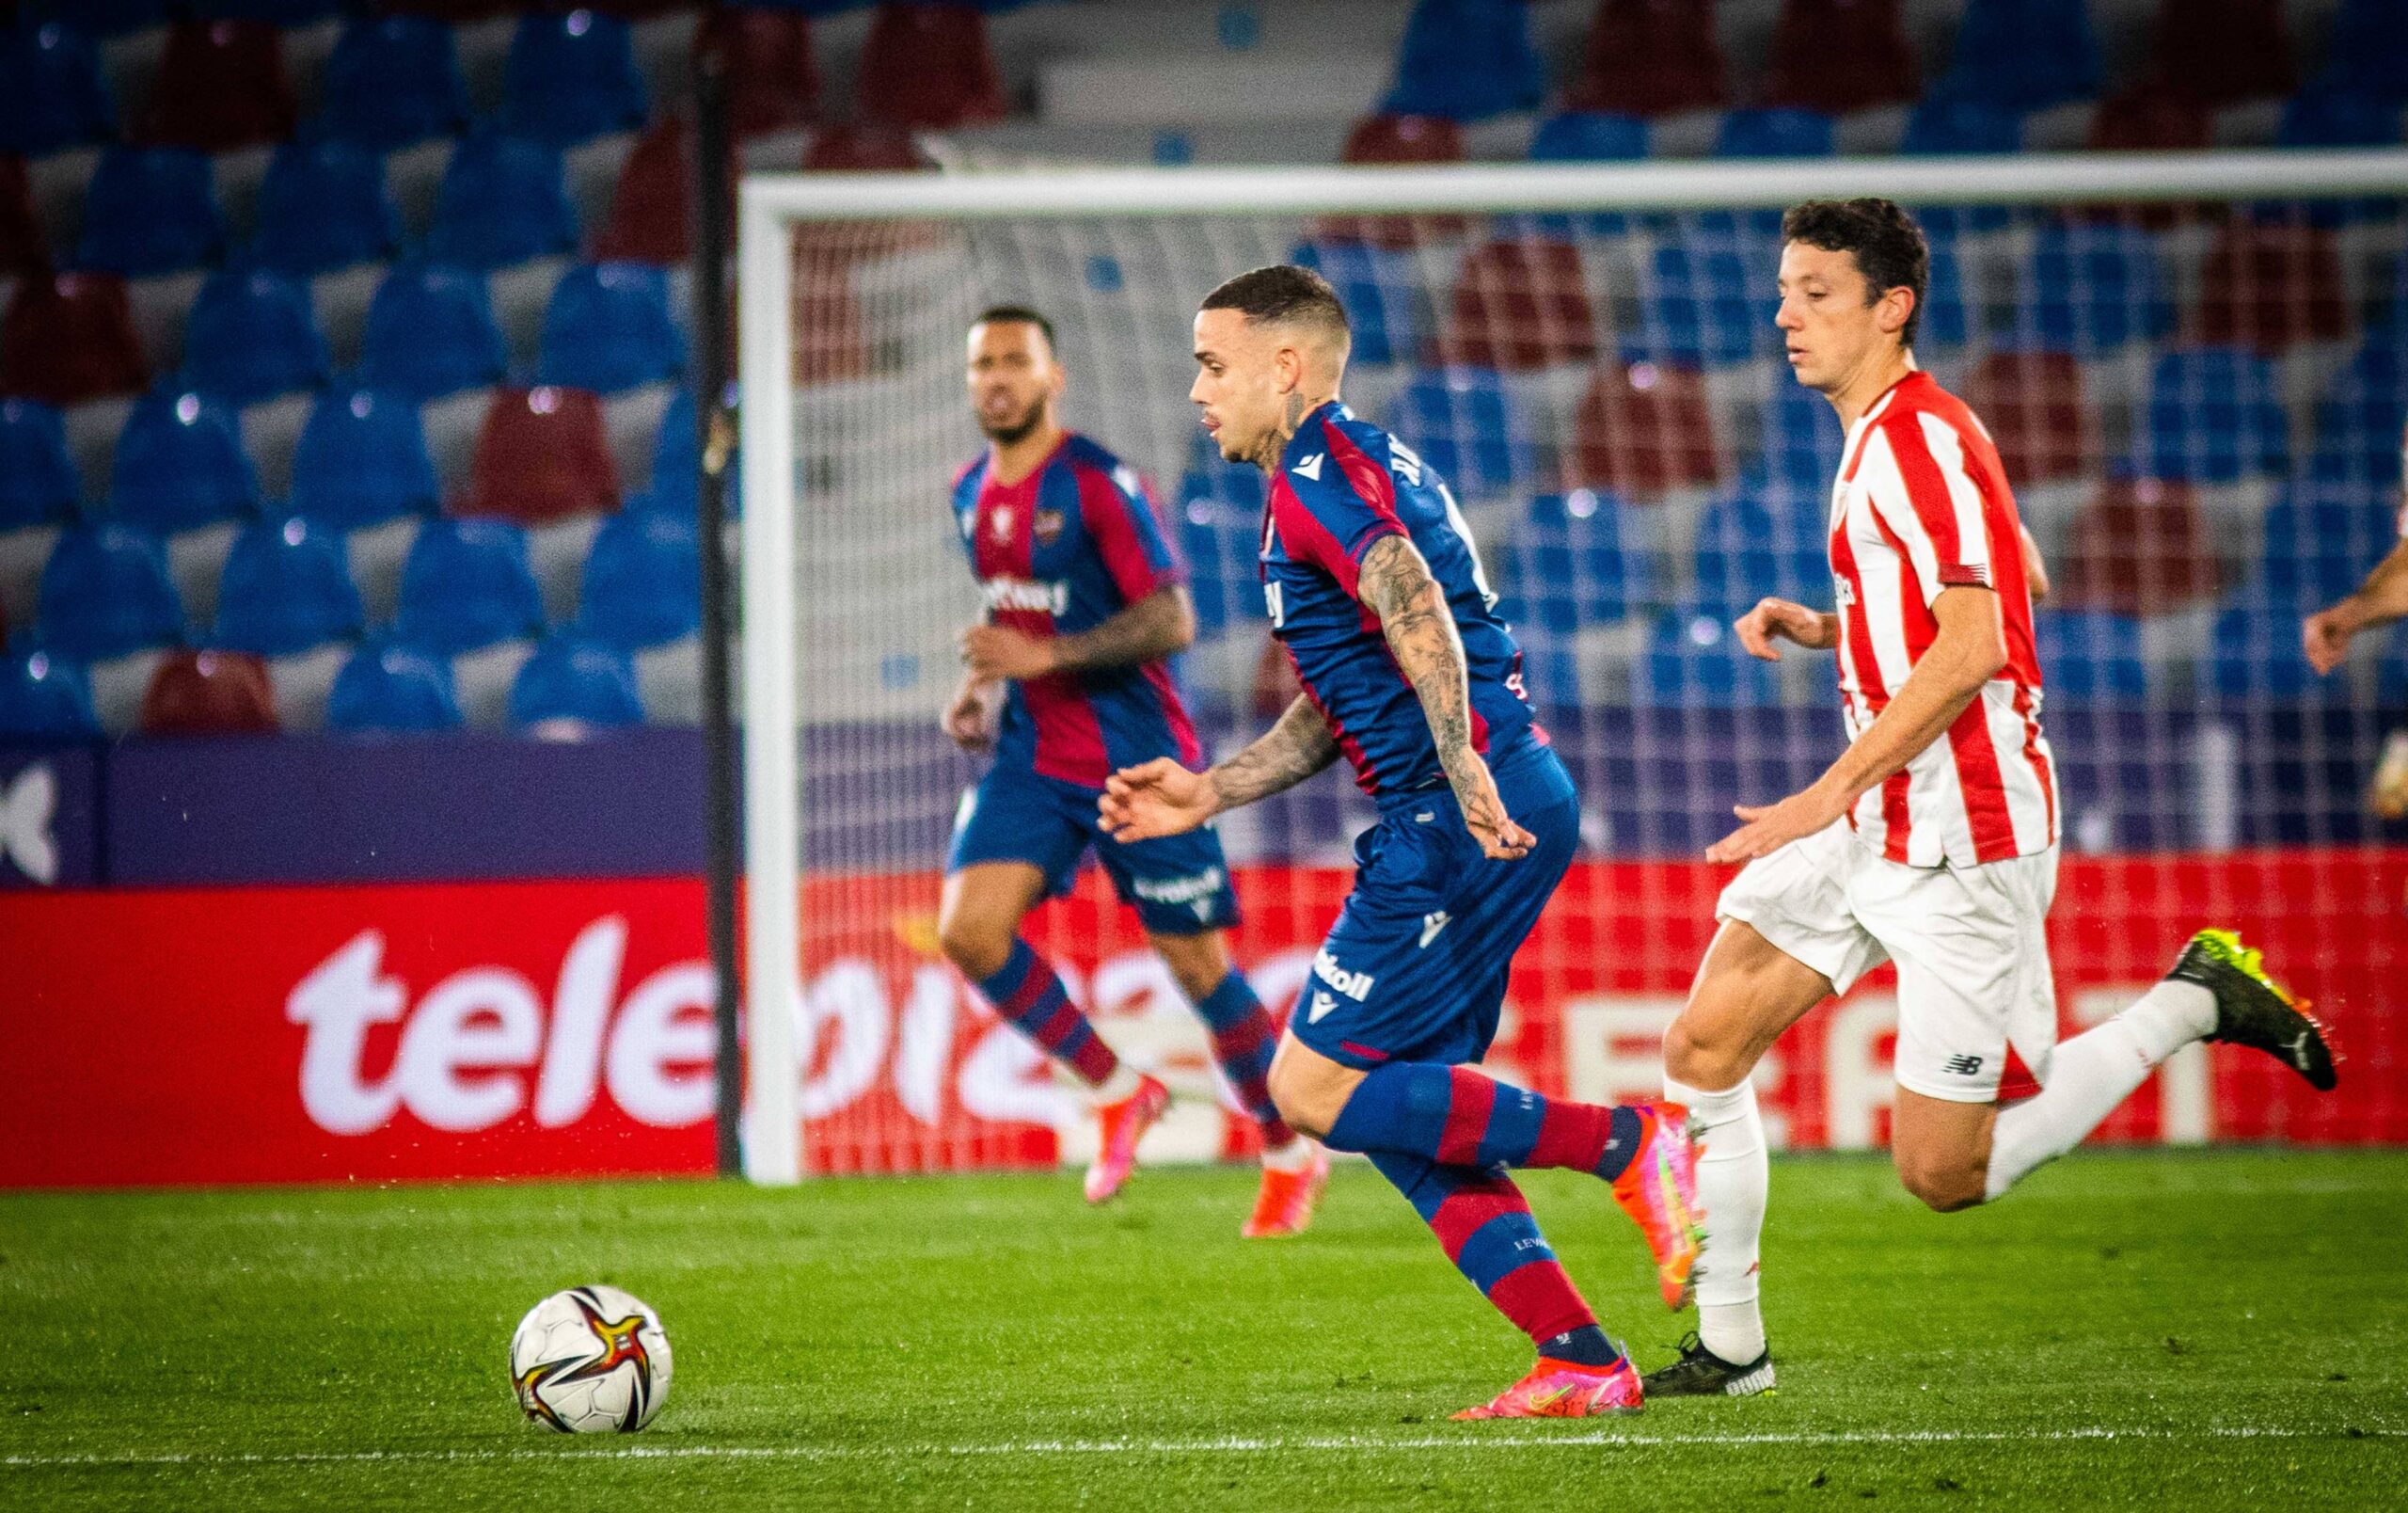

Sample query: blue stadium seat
[1386,366,1537,500]
[1177,495,1259,639]
[648,385,742,517]
[425,134,578,271]
[1934,0,2099,111]
[179,268,331,406]
[325,641,462,733]
[393,517,544,656]
[2033,609,2148,701]
[510,632,644,728]
[1919,243,1972,352]
[316,15,467,150]
[2139,347,2290,482]
[1513,112,1647,237]
[107,391,259,534]
[0,646,98,738]
[1501,489,1646,633]
[579,510,699,650]
[2005,222,2174,356]
[1639,601,1782,707]
[536,263,687,394]
[213,515,364,657]
[1689,486,1829,610]
[1759,377,1844,489]
[501,10,647,147]
[1640,240,1777,366]
[74,147,223,276]
[0,21,115,155]
[1702,110,1833,244]
[356,263,508,402]
[2276,87,2403,147]
[2316,0,2408,105]
[292,389,439,532]
[1382,0,1545,121]
[2305,342,2408,487]
[0,399,77,529]
[251,139,400,277]
[36,521,183,661]
[1290,240,1426,367]
[1900,98,2020,236]
[2256,481,2401,604]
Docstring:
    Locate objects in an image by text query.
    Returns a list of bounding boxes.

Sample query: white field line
[6,1424,2402,1473]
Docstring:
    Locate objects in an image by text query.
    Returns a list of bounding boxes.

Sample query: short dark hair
[1198,264,1351,346]
[970,305,1055,349]
[1781,198,1928,348]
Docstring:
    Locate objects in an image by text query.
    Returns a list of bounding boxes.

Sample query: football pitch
[3,1151,2402,1510]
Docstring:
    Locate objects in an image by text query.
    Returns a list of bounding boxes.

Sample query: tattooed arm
[1096,693,1337,841]
[960,585,1196,681]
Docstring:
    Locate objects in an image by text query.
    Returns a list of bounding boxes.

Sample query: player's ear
[1879,285,1916,338]
[1274,341,1304,395]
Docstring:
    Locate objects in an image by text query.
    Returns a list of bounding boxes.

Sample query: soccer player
[1101,266,1703,1420]
[940,306,1326,1238]
[1642,200,2340,1399]
[2300,421,2408,820]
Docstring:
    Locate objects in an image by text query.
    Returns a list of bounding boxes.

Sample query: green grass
[2,1151,2403,1510]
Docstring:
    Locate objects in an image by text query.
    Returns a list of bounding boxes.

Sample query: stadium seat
[292,389,440,533]
[325,640,462,732]
[593,117,729,266]
[2087,82,2212,152]
[138,649,277,735]
[1439,236,1600,371]
[1383,0,1545,121]
[2139,347,2290,482]
[1386,366,1537,501]
[2148,0,2294,109]
[1761,0,1917,115]
[178,267,330,406]
[135,19,295,151]
[1639,241,1776,365]
[1917,243,1972,352]
[454,386,620,526]
[108,391,259,535]
[2208,582,2333,701]
[0,399,76,530]
[2315,0,2408,105]
[1899,96,2020,235]
[425,133,578,271]
[2189,222,2350,352]
[0,21,115,155]
[501,9,647,147]
[356,263,508,402]
[1177,496,1258,640]
[1964,349,2096,485]
[250,139,400,277]
[536,263,687,394]
[579,509,699,649]
[393,516,543,655]
[2052,476,2226,617]
[1759,375,1844,488]
[511,632,643,729]
[0,154,43,279]
[800,121,933,173]
[647,385,740,516]
[696,6,818,140]
[1322,114,1466,250]
[315,15,468,150]
[0,646,99,738]
[1518,111,1647,236]
[2275,87,2403,149]
[1290,241,1426,367]
[2305,343,2408,487]
[1640,600,1781,706]
[1932,0,2099,112]
[2031,610,2149,701]
[2256,481,2401,604]
[1699,108,1833,242]
[1567,0,1725,117]
[1502,488,1646,633]
[1688,485,1828,609]
[859,2,1007,129]
[36,521,183,661]
[73,147,223,277]
[1563,356,1721,499]
[213,515,363,657]
[2004,222,2174,356]
[0,271,147,406]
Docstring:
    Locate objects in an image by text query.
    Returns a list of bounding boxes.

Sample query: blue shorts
[1291,739,1579,1071]
[946,762,1242,936]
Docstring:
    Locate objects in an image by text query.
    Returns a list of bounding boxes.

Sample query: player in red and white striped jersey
[2300,420,2408,820]
[1640,200,2337,1401]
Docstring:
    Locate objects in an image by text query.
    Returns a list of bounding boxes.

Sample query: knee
[1893,1150,1987,1213]
[1663,1013,1753,1093]
[1266,1055,1339,1141]
[936,910,1013,981]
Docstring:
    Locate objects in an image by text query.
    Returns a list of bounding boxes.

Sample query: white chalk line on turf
[7,1425,2403,1472]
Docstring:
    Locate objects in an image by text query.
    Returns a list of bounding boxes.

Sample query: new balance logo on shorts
[1943,1054,1985,1076]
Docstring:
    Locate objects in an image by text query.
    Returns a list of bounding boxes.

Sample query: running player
[2300,418,2408,820]
[941,306,1326,1237]
[1101,266,1703,1420]
[1642,200,2340,1399]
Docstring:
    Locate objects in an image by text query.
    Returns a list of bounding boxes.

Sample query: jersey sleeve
[1075,460,1184,604]
[1273,442,1409,597]
[1862,412,1998,609]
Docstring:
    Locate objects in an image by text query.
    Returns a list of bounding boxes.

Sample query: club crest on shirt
[1033,507,1065,546]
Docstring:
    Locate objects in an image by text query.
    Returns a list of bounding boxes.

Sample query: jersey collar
[1278,400,1349,471]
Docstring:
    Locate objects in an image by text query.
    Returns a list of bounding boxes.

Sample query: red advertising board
[1,851,2400,1188]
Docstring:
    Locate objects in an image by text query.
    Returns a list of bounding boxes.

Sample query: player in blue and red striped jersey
[939,307,1327,1236]
[1101,267,1703,1419]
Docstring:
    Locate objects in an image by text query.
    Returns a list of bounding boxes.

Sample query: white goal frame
[735,147,2408,1184]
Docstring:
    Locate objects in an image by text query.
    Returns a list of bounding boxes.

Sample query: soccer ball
[509,1285,673,1433]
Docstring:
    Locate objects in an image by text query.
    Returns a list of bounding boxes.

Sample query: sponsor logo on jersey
[1033,507,1065,546]
[1292,453,1325,482]
[1312,948,1375,1002]
[981,577,1069,616]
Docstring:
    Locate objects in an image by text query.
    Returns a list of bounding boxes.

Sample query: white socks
[1089,1062,1144,1105]
[1983,979,2215,1201]
[1666,1075,1769,1366]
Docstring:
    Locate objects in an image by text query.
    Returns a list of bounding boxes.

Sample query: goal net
[737,152,2408,1183]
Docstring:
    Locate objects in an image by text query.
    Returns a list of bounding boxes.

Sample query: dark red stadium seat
[592,117,737,266]
[454,386,621,526]
[1563,358,1722,499]
[0,154,45,278]
[0,272,147,406]
[859,2,1007,131]
[2054,476,2226,616]
[792,125,942,267]
[1964,350,2094,485]
[136,20,296,152]
[2150,0,2294,109]
[697,5,818,141]
[1320,115,1466,250]
[2189,221,2349,352]
[1567,0,1726,117]
[1440,237,1602,372]
[2083,85,2215,228]
[1761,0,1917,115]
[140,651,278,736]
[792,251,872,386]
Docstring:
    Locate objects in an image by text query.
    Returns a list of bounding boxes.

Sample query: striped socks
[974,938,1120,1089]
[1370,1152,1616,1361]
[1190,972,1297,1149]
[1324,1062,1642,1181]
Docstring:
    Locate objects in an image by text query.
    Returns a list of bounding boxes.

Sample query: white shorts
[1716,820,2061,1104]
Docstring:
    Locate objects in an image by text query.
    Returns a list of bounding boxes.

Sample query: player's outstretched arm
[960,586,1196,682]
[2304,537,2408,676]
[1356,534,1534,861]
[1098,693,1338,841]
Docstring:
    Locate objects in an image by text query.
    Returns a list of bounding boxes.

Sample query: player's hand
[1734,597,1838,662]
[2302,603,2358,676]
[941,677,998,754]
[1706,780,1849,866]
[961,625,1056,682]
[1099,758,1218,842]
[1448,755,1535,861]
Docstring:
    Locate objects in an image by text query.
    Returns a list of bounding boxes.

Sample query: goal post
[737,149,2408,1185]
